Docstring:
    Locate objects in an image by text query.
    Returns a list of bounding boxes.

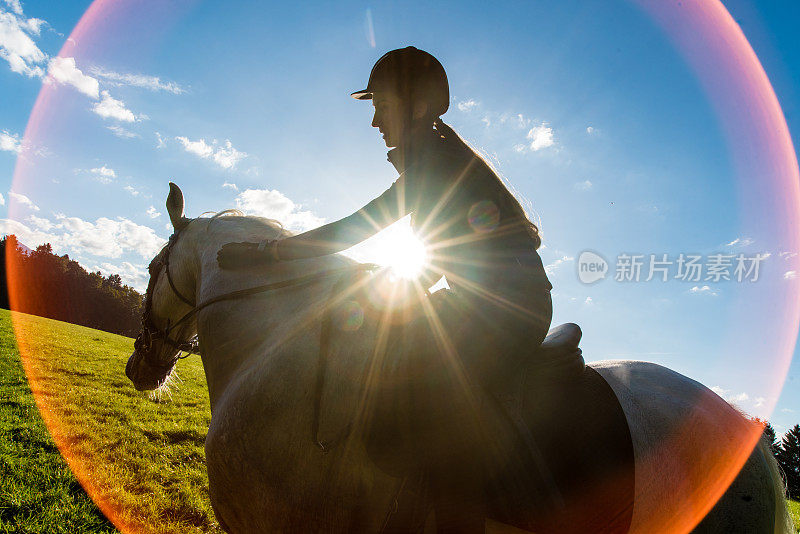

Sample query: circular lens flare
[3,1,798,533]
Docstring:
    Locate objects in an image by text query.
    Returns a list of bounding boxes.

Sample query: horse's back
[593,360,778,534]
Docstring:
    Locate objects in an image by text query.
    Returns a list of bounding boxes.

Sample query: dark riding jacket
[279,130,552,307]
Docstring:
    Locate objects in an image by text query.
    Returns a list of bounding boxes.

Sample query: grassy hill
[790,499,800,533]
[0,308,798,533]
[0,309,221,533]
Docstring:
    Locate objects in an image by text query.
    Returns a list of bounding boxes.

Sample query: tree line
[762,421,800,501]
[0,235,144,337]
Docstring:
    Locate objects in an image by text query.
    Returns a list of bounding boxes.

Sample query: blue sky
[1,0,799,436]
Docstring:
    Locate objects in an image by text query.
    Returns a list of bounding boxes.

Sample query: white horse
[126,184,792,533]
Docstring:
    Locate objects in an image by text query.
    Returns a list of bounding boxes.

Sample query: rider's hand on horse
[217,240,280,269]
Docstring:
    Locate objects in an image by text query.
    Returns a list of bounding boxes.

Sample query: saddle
[527,322,585,378]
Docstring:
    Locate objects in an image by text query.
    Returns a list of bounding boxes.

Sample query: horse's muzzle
[126,350,171,391]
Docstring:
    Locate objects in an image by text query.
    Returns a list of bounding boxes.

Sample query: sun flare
[343,216,428,279]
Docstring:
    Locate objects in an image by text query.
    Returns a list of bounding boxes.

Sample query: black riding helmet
[351,46,449,117]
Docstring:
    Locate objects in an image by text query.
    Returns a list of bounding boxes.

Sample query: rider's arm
[275,176,410,261]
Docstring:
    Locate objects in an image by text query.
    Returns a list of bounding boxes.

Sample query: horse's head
[126,183,199,391]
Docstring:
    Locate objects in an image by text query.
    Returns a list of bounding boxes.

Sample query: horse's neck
[192,231,351,409]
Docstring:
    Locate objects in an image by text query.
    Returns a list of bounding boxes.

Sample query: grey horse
[126,184,792,533]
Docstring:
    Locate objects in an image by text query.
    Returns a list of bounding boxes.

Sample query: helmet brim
[350,89,373,100]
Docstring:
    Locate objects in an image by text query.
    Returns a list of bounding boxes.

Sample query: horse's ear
[166,182,188,231]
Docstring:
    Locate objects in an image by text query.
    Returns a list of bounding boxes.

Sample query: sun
[342,216,428,279]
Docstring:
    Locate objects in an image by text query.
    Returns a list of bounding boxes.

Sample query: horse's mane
[204,210,296,240]
[188,212,353,270]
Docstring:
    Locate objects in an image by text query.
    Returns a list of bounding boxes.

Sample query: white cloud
[234,188,323,232]
[8,191,38,211]
[781,408,795,413]
[46,56,99,99]
[0,129,21,152]
[457,99,477,112]
[527,123,554,151]
[26,213,52,230]
[0,192,4,205]
[783,270,797,280]
[175,136,212,158]
[212,140,246,169]
[222,181,238,191]
[584,296,593,305]
[711,386,749,405]
[106,125,138,139]
[175,136,246,169]
[94,261,149,292]
[123,185,139,196]
[724,236,754,248]
[779,251,798,260]
[0,8,47,77]
[574,180,593,191]
[92,90,137,122]
[155,131,166,149]
[53,213,165,258]
[146,206,160,219]
[545,254,573,274]
[0,218,61,250]
[88,66,186,94]
[3,0,23,16]
[754,397,765,408]
[90,165,116,183]
[586,126,595,134]
[20,16,43,35]
[689,285,718,296]
[729,392,749,403]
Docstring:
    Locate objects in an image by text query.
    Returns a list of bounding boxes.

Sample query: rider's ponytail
[433,119,542,249]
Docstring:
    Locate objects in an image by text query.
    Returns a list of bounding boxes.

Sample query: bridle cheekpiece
[133,227,200,371]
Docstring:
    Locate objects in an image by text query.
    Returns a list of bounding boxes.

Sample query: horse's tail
[759,437,793,534]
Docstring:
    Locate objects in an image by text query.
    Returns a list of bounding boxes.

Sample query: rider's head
[351,47,449,148]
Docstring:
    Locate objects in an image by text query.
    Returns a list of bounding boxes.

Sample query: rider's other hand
[217,241,277,269]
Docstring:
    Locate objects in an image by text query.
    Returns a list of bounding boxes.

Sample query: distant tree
[0,235,10,309]
[776,424,800,500]
[0,235,145,337]
[761,421,779,455]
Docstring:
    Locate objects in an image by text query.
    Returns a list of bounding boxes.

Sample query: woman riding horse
[218,46,553,533]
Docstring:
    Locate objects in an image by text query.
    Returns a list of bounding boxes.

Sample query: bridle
[133,226,200,372]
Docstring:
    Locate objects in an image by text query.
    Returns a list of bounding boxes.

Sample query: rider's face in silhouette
[372,92,406,148]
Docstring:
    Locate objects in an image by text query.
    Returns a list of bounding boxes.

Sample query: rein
[136,227,378,366]
[167,262,379,347]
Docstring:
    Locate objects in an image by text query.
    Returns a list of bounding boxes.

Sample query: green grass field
[0,309,221,533]
[789,499,800,533]
[0,308,799,533]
